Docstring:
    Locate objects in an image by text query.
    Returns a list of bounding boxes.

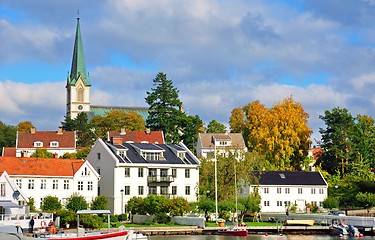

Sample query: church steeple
[68,18,90,86]
[66,17,91,119]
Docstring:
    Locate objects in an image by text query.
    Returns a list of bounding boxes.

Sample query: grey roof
[106,142,199,165]
[256,171,327,186]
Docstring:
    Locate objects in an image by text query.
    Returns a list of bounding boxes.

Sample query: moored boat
[218,227,248,237]
[284,219,314,226]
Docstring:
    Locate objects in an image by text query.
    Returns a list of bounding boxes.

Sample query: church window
[77,87,84,102]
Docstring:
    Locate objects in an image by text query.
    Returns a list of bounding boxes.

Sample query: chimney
[30,128,36,134]
[53,153,58,158]
[57,128,63,135]
[120,128,126,135]
[112,136,123,145]
[145,128,151,135]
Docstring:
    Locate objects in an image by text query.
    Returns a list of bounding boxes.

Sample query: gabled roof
[256,171,327,186]
[105,141,199,165]
[2,147,16,157]
[67,18,90,86]
[88,106,149,122]
[0,157,84,177]
[108,130,164,144]
[17,130,76,149]
[198,133,246,148]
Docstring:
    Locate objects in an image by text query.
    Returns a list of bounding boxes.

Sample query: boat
[218,226,248,237]
[330,223,364,238]
[284,219,315,226]
[125,228,149,239]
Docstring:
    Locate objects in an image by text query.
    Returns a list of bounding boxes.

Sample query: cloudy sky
[1,0,375,143]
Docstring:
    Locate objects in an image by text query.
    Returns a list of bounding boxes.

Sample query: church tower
[66,18,91,119]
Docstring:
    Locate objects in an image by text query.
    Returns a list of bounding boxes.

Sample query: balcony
[147,175,174,183]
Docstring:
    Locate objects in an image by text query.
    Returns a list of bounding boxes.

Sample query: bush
[153,213,171,224]
[306,203,319,213]
[118,213,127,221]
[110,215,119,222]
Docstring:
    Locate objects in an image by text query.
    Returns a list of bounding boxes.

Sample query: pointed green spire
[68,18,90,86]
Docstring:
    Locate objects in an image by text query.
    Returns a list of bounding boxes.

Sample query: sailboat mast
[234,159,238,223]
[214,144,218,223]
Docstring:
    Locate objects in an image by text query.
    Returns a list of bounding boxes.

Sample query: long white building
[86,137,200,215]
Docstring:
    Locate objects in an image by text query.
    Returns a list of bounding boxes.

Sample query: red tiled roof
[108,131,164,144]
[199,133,246,148]
[17,130,76,148]
[0,157,84,177]
[2,147,16,157]
[309,147,322,161]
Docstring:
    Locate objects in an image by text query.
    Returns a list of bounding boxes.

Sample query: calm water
[150,235,375,240]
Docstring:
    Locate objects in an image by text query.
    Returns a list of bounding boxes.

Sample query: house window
[138,168,144,177]
[311,188,316,194]
[82,167,90,176]
[298,188,303,194]
[124,186,130,195]
[161,186,168,196]
[16,179,22,189]
[41,180,46,189]
[141,152,160,161]
[277,201,283,206]
[149,186,157,195]
[149,169,157,176]
[97,153,101,160]
[178,152,185,159]
[185,169,190,178]
[50,141,59,147]
[78,181,83,191]
[97,168,100,175]
[33,141,43,147]
[138,186,144,195]
[172,169,177,178]
[53,180,58,190]
[285,188,290,194]
[277,187,281,194]
[63,180,69,190]
[264,201,270,206]
[118,151,125,158]
[172,186,177,195]
[264,188,269,194]
[28,180,34,190]
[88,181,93,191]
[124,168,130,177]
[0,183,5,197]
[285,201,291,206]
[311,201,317,206]
[40,198,44,209]
[319,188,324,194]
[185,186,190,195]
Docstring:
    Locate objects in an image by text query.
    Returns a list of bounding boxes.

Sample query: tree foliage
[237,190,261,222]
[169,197,191,216]
[145,72,204,148]
[127,197,146,215]
[42,196,62,211]
[61,113,96,148]
[0,121,17,155]
[356,192,375,213]
[90,195,108,210]
[17,121,35,132]
[143,195,169,215]
[65,193,88,212]
[196,196,215,221]
[229,97,312,170]
[31,148,54,158]
[206,120,226,133]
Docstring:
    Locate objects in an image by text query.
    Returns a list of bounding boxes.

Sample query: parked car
[329,211,346,216]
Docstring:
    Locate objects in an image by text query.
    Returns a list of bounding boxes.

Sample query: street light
[120,189,124,214]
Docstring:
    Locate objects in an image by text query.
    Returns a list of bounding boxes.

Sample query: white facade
[0,171,28,215]
[8,161,99,210]
[86,139,200,215]
[67,76,91,119]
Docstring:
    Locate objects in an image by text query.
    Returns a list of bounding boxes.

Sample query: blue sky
[1,0,375,143]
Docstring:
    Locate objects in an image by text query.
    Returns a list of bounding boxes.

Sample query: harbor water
[149,235,375,240]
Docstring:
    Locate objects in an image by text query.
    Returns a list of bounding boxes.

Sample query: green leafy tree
[143,195,170,215]
[169,197,191,216]
[61,113,95,148]
[27,197,36,212]
[60,148,91,160]
[322,196,339,209]
[31,148,54,158]
[0,121,17,155]
[196,196,215,221]
[127,197,146,215]
[356,192,375,213]
[66,193,88,212]
[206,120,226,133]
[180,114,204,151]
[90,195,108,210]
[237,191,261,222]
[42,196,62,211]
[145,72,185,143]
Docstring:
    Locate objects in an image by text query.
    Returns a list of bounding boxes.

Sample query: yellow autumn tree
[17,121,35,132]
[229,96,312,170]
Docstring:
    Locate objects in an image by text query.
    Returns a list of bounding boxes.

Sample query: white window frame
[50,141,59,147]
[33,141,43,147]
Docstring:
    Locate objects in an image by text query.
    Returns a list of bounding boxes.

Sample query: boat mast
[234,159,238,223]
[214,144,218,223]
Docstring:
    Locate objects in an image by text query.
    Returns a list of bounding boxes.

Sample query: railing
[0,213,53,229]
[147,175,174,183]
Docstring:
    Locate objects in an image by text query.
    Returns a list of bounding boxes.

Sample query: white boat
[125,228,149,239]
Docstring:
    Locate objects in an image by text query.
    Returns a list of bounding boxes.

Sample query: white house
[0,171,28,215]
[15,128,76,158]
[86,137,201,215]
[196,133,247,159]
[243,171,328,213]
[0,157,100,210]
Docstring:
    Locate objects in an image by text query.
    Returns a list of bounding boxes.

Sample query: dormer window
[141,151,162,161]
[118,151,125,158]
[220,141,227,146]
[34,141,43,147]
[178,152,185,159]
[50,141,59,147]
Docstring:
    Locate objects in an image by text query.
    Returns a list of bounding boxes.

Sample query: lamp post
[214,144,218,224]
[120,189,124,214]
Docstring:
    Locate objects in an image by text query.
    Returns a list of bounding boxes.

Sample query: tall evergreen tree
[145,72,185,143]
[206,120,226,133]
